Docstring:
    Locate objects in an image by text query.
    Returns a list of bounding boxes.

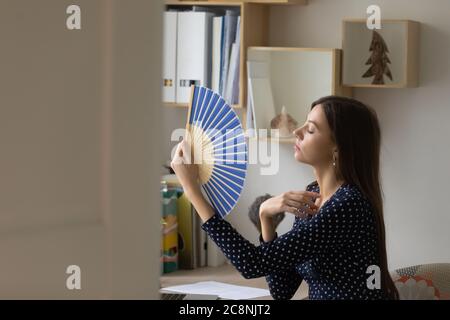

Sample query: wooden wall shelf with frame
[342,19,420,88]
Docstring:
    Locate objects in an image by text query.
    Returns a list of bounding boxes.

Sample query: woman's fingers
[285,192,319,209]
[181,138,193,164]
[290,191,321,199]
[282,206,301,215]
[172,139,192,165]
[283,202,318,218]
[283,205,312,218]
[284,199,316,214]
[176,141,183,157]
[171,143,183,166]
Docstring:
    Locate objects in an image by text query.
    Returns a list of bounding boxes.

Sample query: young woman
[171,96,399,300]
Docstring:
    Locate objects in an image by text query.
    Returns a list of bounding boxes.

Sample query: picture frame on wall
[342,19,420,88]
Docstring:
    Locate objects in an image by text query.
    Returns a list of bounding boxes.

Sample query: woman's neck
[313,165,345,205]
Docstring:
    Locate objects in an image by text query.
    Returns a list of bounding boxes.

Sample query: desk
[160,263,308,300]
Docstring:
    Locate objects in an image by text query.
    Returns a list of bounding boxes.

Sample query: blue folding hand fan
[185,85,247,218]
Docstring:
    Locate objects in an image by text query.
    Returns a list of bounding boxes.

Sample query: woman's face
[293,104,336,167]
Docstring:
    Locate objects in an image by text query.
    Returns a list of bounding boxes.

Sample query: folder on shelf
[211,16,224,94]
[161,187,179,274]
[177,191,208,269]
[219,10,239,97]
[176,11,215,104]
[177,191,196,269]
[163,11,178,103]
[224,16,240,105]
[193,206,207,268]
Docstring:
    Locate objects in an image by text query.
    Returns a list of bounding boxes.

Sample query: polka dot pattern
[201,181,388,300]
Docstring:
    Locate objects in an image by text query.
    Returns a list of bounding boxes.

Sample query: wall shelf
[342,19,420,88]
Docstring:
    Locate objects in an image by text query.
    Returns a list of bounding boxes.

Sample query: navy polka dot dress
[201,181,388,300]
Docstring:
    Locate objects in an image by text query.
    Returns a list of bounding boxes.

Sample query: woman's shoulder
[340,183,369,203]
[335,183,374,216]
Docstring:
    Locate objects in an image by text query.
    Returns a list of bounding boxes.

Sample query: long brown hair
[311,95,399,300]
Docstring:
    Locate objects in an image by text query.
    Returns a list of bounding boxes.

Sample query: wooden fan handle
[185,84,196,161]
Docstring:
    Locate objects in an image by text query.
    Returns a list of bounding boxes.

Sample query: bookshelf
[164,1,307,109]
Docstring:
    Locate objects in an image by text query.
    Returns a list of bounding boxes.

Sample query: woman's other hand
[259,191,321,220]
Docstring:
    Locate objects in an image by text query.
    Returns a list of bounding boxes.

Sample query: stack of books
[163,6,241,105]
[161,174,225,270]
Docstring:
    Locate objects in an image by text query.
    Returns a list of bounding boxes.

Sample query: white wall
[162,0,450,271]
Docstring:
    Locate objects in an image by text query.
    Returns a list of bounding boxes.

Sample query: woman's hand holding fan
[170,138,201,198]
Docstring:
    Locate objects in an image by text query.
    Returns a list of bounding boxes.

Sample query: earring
[333,154,336,167]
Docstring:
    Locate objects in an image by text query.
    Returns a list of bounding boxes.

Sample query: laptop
[160,290,220,300]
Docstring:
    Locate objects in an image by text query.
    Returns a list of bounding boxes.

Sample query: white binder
[162,11,178,103]
[176,12,214,103]
[225,42,240,105]
[224,16,240,104]
[211,16,224,94]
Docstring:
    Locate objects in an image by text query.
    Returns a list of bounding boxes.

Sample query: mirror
[247,47,345,138]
